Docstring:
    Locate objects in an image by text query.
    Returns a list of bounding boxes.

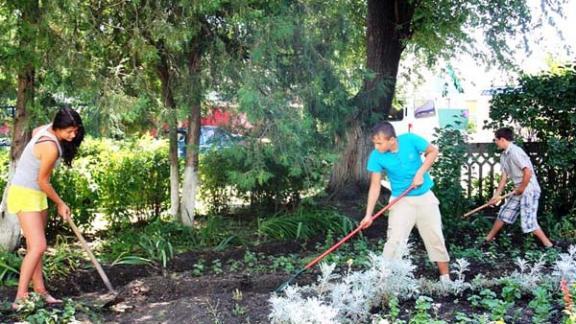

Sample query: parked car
[177,126,241,157]
[0,137,11,149]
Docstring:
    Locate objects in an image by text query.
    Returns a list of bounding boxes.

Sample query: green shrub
[488,64,576,224]
[199,150,236,214]
[0,248,22,287]
[430,126,478,241]
[200,142,330,213]
[94,136,170,226]
[0,149,9,190]
[99,218,197,262]
[1,136,170,237]
[45,136,170,234]
[257,206,354,240]
[49,155,99,235]
[43,236,84,281]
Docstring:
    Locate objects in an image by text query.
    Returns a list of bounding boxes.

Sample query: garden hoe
[462,191,514,218]
[67,217,122,307]
[274,185,416,293]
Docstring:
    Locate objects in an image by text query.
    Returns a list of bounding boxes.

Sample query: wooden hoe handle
[462,192,514,218]
[67,218,116,294]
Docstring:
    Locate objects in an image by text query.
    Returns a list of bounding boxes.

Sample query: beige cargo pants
[383,191,450,262]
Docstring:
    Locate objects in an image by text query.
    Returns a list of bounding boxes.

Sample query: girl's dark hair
[52,108,84,166]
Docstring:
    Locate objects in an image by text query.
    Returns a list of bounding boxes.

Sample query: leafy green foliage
[410,296,443,324]
[197,216,239,248]
[1,293,101,324]
[138,234,174,270]
[0,248,22,287]
[200,144,332,212]
[500,278,522,303]
[431,126,470,217]
[0,149,9,191]
[270,255,297,273]
[528,286,555,323]
[408,0,533,68]
[42,236,84,281]
[1,237,84,287]
[109,253,152,267]
[488,64,576,226]
[430,126,477,240]
[217,0,363,201]
[95,137,170,226]
[45,137,170,235]
[257,206,354,240]
[386,295,401,322]
[471,288,512,322]
[48,155,99,235]
[99,218,196,263]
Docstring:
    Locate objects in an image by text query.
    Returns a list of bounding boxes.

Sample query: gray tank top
[11,125,62,191]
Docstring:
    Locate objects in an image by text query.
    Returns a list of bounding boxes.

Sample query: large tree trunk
[156,42,180,219]
[327,120,372,198]
[0,0,39,251]
[11,67,34,161]
[180,48,202,227]
[327,0,414,197]
[363,0,412,116]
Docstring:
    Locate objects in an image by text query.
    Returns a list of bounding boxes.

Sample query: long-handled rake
[462,191,514,218]
[274,185,415,293]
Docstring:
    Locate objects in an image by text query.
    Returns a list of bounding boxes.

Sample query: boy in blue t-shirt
[360,121,451,282]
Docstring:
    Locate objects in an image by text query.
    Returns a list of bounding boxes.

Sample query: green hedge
[489,64,576,223]
[199,142,331,213]
[0,136,170,234]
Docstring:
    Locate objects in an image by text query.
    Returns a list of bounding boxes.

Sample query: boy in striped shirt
[483,127,553,248]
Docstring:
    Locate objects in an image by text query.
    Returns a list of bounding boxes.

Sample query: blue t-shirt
[366,133,434,197]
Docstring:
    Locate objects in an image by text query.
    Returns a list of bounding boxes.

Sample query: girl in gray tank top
[7,108,84,310]
[11,125,63,191]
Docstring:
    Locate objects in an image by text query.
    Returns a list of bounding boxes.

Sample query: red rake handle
[303,185,415,270]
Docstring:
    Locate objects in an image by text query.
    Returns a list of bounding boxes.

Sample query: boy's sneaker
[548,239,572,251]
[439,274,452,287]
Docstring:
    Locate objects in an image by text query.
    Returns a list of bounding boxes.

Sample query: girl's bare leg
[30,210,62,303]
[15,212,47,302]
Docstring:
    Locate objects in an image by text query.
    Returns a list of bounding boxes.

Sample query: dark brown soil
[170,239,304,272]
[0,241,517,323]
[0,239,318,323]
[0,218,567,323]
[101,272,316,323]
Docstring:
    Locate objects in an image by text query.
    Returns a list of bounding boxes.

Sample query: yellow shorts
[6,185,48,214]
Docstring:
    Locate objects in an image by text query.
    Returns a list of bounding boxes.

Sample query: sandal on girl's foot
[11,299,26,311]
[37,292,63,304]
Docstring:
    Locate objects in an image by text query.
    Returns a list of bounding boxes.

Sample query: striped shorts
[497,189,540,233]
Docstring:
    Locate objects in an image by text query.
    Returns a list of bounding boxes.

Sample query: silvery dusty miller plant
[269,248,419,324]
